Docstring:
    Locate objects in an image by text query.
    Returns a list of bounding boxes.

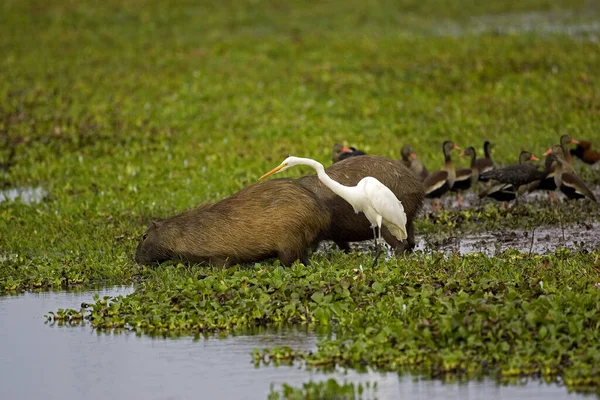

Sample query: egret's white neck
[294,157,361,207]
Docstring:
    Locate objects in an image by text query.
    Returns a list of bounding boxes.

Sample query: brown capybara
[297,155,425,253]
[134,178,331,267]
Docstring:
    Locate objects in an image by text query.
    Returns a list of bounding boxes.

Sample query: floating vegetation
[3,0,600,398]
[268,379,377,400]
[46,250,600,394]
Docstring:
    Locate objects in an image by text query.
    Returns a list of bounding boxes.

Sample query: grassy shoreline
[3,0,600,396]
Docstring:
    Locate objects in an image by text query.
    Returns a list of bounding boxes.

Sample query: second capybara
[134,178,331,267]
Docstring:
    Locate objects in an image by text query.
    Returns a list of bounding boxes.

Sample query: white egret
[260,156,408,267]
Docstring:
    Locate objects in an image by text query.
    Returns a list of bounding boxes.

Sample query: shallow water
[0,186,47,204]
[428,10,600,40]
[416,222,600,256]
[0,287,590,400]
[339,221,600,260]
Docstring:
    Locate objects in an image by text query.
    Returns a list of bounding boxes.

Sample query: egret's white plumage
[260,156,408,243]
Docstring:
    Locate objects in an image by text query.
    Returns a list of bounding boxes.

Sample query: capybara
[135,178,331,266]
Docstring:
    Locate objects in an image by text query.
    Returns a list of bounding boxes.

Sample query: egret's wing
[364,178,408,240]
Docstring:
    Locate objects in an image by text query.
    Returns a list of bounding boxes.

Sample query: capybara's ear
[151,219,163,229]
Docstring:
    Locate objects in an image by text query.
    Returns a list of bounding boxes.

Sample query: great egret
[260,156,408,267]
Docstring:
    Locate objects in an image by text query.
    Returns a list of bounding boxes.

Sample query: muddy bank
[422,185,600,213]
[320,222,600,258]
[416,222,600,256]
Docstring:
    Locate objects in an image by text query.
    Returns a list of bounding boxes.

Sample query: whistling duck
[479,151,545,204]
[332,143,366,163]
[534,136,577,202]
[570,140,600,165]
[475,141,495,179]
[400,145,429,182]
[422,140,460,212]
[479,182,518,202]
[451,146,479,207]
[544,146,598,202]
[559,134,579,165]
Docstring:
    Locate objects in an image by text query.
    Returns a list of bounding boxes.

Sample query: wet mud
[416,222,600,256]
[422,185,600,213]
[318,221,600,259]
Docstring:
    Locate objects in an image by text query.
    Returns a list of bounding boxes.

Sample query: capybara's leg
[406,221,416,252]
[381,227,402,252]
[279,249,304,267]
[299,248,311,266]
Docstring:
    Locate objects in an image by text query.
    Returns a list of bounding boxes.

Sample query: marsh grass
[3,0,600,396]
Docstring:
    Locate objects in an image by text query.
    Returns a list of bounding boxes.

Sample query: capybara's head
[134,219,172,265]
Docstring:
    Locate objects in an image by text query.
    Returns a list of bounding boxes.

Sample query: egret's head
[259,156,300,180]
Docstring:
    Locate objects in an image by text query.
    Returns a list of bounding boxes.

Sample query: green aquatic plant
[268,379,377,400]
[45,250,600,393]
[2,0,600,397]
[2,0,600,292]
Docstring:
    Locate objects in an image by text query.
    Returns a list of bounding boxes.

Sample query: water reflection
[0,288,588,400]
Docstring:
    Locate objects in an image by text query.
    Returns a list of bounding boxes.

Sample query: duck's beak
[342,146,352,153]
[259,163,286,180]
[459,151,466,157]
[453,145,461,150]
[571,138,580,144]
[410,152,417,159]
[530,155,539,161]
[543,148,553,156]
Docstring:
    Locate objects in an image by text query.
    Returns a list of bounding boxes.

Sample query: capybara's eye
[141,234,148,241]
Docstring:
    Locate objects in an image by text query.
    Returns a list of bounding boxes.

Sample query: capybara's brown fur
[297,155,425,253]
[134,179,331,267]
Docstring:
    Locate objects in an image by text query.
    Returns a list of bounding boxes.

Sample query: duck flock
[334,136,599,212]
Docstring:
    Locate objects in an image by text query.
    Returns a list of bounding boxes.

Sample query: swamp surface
[2,0,600,398]
[0,287,590,400]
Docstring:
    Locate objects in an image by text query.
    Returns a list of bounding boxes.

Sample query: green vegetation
[3,0,600,397]
[46,251,600,394]
[268,379,377,400]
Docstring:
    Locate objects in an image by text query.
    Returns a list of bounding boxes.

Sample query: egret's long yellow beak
[259,163,285,180]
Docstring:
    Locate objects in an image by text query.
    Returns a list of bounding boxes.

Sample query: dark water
[0,287,590,400]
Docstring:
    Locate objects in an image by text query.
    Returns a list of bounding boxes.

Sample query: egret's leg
[372,225,383,268]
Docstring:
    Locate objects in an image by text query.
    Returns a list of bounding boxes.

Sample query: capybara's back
[135,178,330,266]
[297,155,425,251]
